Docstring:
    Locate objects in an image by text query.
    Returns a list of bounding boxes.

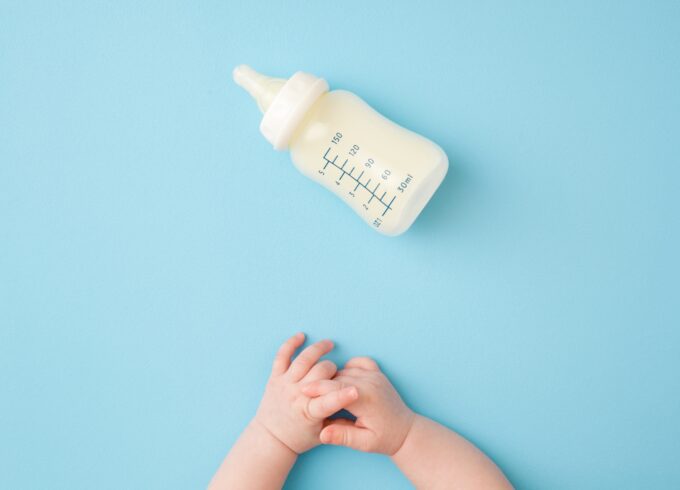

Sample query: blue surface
[1,1,679,488]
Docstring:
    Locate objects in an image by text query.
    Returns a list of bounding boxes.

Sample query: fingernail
[320,429,332,444]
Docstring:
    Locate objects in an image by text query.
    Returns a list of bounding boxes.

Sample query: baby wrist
[390,411,421,459]
[389,411,419,458]
[250,418,299,458]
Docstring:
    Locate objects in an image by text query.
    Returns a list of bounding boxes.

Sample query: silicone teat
[233,65,286,113]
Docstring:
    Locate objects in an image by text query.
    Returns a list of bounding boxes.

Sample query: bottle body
[289,90,448,236]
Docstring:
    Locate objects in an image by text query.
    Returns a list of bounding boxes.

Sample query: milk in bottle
[233,65,448,236]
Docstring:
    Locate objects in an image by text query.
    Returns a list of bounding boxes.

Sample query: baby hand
[302,357,415,455]
[254,333,359,454]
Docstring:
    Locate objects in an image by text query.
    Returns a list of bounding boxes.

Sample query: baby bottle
[233,65,448,236]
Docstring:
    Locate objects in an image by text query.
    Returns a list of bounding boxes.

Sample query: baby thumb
[320,420,373,452]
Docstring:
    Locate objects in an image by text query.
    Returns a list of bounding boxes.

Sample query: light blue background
[1,1,679,488]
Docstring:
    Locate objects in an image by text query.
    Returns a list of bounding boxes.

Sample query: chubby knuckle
[305,379,320,391]
[318,396,330,412]
[356,356,378,367]
[339,381,358,395]
[319,360,336,373]
[302,399,316,421]
[295,355,313,369]
[363,387,380,403]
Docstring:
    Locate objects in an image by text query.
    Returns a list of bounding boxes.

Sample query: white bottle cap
[260,72,328,150]
[233,65,329,151]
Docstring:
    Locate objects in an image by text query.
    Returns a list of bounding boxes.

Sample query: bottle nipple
[232,65,286,113]
[234,65,329,150]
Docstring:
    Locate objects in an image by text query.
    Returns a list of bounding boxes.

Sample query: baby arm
[392,414,512,490]
[208,333,358,490]
[303,357,512,490]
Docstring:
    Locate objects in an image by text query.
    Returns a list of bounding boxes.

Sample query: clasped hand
[209,333,513,490]
[255,333,415,456]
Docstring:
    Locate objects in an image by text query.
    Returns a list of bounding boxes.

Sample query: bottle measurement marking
[323,148,396,216]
